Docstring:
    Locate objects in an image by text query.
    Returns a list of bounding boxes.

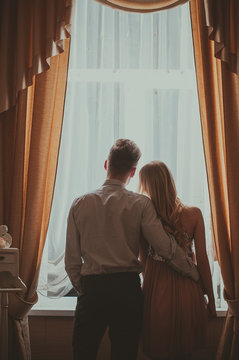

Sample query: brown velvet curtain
[204,0,239,76]
[0,37,70,360]
[190,1,239,359]
[0,0,73,113]
[94,0,189,12]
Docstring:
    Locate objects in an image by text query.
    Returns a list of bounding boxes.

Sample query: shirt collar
[103,179,125,187]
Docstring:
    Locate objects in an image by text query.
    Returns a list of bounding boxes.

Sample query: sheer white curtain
[38,0,221,301]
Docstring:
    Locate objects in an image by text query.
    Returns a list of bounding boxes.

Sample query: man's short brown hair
[108,139,141,176]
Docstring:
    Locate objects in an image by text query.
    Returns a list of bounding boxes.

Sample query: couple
[65,139,216,360]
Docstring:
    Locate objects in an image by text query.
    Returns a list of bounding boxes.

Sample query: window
[36,0,226,310]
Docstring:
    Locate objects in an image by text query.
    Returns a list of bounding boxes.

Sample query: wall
[29,314,225,360]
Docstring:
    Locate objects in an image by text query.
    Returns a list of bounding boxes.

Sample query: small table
[0,249,27,360]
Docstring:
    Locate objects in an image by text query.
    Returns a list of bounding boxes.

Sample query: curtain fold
[190,1,239,359]
[0,38,70,360]
[94,0,189,12]
[0,0,74,114]
[204,0,239,76]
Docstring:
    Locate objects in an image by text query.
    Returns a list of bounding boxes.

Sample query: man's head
[105,139,141,182]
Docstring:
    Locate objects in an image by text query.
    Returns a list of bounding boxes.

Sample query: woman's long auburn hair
[139,161,190,252]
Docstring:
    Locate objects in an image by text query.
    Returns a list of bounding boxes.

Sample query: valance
[0,0,74,114]
[94,0,189,12]
[204,0,239,75]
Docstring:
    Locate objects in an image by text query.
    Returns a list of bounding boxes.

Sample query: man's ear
[130,167,136,178]
[104,160,108,171]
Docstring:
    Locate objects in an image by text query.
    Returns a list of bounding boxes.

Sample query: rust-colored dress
[142,238,208,358]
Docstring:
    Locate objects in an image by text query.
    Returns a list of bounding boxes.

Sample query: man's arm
[139,236,149,276]
[141,199,199,281]
[65,205,82,292]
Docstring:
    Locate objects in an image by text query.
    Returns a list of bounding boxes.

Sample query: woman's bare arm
[193,207,216,317]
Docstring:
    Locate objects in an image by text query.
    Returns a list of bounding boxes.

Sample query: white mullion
[67,69,195,88]
[139,14,143,69]
[179,3,190,71]
[153,13,159,69]
[97,5,103,69]
[114,10,119,70]
[82,0,88,68]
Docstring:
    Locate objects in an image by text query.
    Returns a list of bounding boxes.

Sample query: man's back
[65,179,149,279]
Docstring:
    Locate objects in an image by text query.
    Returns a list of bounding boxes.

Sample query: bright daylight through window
[35,0,226,311]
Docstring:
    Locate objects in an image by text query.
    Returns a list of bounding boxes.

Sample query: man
[65,139,199,360]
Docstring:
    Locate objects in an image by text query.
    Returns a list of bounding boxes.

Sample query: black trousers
[73,272,143,360]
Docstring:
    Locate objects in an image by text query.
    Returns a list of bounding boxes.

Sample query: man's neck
[106,174,129,185]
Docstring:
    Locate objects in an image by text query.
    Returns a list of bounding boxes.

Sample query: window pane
[37,0,225,309]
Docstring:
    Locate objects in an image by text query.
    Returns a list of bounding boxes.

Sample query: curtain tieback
[224,289,239,316]
[15,292,38,306]
[9,292,38,319]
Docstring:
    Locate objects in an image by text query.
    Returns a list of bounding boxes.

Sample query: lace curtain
[38,0,217,299]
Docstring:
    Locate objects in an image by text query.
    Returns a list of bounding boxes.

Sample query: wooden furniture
[0,248,26,360]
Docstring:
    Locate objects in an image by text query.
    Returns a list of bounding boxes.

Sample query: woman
[139,161,216,360]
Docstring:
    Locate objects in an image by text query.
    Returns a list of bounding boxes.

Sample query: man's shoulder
[124,188,149,202]
[70,189,99,207]
[70,187,150,211]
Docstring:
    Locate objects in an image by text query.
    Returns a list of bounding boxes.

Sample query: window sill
[29,295,77,316]
[29,308,76,317]
[29,296,227,317]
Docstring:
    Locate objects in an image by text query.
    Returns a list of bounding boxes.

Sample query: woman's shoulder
[181,205,202,218]
[180,206,203,235]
